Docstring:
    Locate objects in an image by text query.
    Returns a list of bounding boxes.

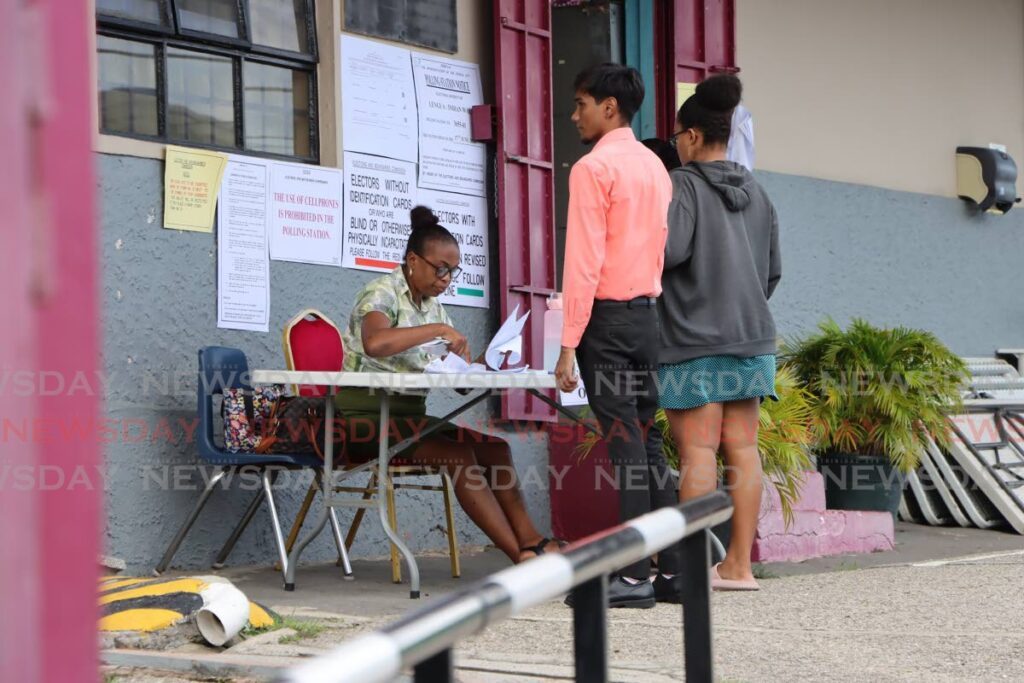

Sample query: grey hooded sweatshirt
[659,160,781,364]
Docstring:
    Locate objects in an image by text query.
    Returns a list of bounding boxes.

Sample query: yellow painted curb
[248,602,276,629]
[100,608,184,633]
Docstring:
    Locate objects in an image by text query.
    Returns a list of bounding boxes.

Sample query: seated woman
[336,206,560,563]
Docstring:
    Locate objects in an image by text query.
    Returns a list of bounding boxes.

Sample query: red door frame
[493,0,558,421]
[655,0,737,137]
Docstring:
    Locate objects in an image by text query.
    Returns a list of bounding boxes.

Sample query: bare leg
[408,437,521,562]
[717,398,762,582]
[464,436,558,560]
[667,404,723,503]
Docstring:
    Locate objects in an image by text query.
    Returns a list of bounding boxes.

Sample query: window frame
[96,0,320,163]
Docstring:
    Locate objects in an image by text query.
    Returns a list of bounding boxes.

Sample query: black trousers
[577,299,680,579]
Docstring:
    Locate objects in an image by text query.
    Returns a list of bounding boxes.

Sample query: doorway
[551,1,626,288]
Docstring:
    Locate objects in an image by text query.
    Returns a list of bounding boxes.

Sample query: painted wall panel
[761,169,1024,354]
[738,0,1024,197]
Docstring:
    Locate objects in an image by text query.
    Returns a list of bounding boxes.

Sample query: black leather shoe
[653,573,682,604]
[564,577,656,609]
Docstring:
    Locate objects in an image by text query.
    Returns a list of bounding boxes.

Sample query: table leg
[283,390,335,591]
[375,392,421,598]
[527,389,602,437]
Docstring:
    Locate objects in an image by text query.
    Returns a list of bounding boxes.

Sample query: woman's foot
[517,537,565,563]
[715,558,755,582]
[711,562,759,591]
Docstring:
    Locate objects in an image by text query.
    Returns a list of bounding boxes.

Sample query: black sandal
[519,537,568,557]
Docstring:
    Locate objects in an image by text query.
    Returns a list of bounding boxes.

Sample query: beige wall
[737,0,1024,197]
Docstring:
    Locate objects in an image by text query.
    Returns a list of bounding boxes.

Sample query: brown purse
[255,396,325,458]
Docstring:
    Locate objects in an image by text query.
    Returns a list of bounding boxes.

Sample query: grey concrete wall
[98,153,551,573]
[760,170,1024,355]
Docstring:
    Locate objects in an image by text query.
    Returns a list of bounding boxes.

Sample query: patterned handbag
[221,384,286,452]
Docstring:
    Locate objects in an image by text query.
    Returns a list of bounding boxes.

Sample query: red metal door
[657,0,737,136]
[493,0,557,421]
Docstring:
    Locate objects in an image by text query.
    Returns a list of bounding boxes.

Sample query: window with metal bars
[96,0,319,162]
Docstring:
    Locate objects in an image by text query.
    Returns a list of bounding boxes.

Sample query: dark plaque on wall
[345,0,458,54]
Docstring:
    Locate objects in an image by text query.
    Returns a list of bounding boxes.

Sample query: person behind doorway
[337,206,562,563]
[555,64,679,609]
[641,137,682,172]
[662,75,781,591]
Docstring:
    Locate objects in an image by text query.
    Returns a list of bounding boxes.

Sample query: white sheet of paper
[425,353,471,373]
[411,54,486,196]
[419,337,449,358]
[268,161,343,266]
[486,305,530,370]
[217,156,270,332]
[559,357,589,406]
[340,35,418,163]
[423,306,532,374]
[424,354,526,374]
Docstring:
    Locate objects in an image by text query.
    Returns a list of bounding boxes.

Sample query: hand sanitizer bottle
[543,294,563,373]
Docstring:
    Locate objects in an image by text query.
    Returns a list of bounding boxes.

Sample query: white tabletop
[250,369,558,391]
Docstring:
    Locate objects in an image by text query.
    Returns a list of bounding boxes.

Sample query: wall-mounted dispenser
[956,146,1020,214]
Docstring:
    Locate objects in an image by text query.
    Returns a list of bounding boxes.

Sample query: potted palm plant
[782,319,968,516]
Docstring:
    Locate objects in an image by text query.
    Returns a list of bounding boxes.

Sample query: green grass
[240,621,278,638]
[278,618,328,644]
[836,560,860,572]
[240,615,329,644]
[751,564,779,580]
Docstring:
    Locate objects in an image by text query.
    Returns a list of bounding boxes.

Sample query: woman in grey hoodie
[661,75,781,591]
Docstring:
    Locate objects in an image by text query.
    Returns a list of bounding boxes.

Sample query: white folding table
[250,369,585,597]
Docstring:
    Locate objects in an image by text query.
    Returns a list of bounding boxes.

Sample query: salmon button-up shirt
[561,127,672,348]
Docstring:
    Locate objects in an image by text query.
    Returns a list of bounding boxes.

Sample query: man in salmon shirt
[556,64,678,609]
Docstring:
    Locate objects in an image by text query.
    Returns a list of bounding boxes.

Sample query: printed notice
[340,35,418,163]
[342,152,417,272]
[268,161,343,266]
[217,156,270,332]
[676,81,698,110]
[415,188,489,308]
[163,146,228,232]
[412,55,486,197]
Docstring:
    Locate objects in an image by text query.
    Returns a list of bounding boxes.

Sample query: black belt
[593,296,657,309]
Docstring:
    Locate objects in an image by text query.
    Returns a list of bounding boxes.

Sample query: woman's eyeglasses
[415,252,463,280]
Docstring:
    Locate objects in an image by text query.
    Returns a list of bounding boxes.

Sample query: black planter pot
[816,452,905,517]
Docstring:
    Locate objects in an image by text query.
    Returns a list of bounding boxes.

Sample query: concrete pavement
[104,523,1024,682]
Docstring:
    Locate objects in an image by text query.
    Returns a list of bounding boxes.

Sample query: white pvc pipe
[196,581,250,647]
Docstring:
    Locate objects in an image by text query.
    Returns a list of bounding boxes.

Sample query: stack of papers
[425,305,530,374]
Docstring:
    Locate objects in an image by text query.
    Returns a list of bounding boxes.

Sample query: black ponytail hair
[405,205,457,259]
[676,74,742,147]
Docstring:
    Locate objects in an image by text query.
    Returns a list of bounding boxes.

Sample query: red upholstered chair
[282,309,460,582]
[283,308,345,397]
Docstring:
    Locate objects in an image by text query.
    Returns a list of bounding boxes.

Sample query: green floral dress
[337,267,460,461]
